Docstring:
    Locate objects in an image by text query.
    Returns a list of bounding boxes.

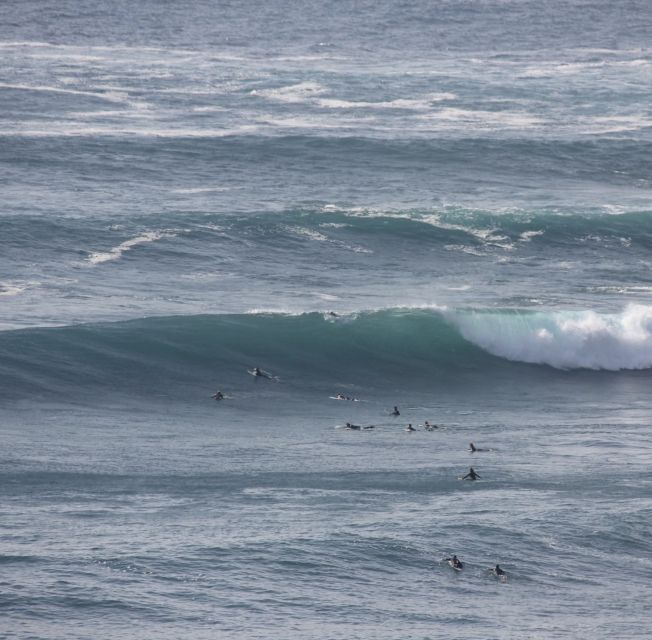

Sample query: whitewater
[1,1,652,639]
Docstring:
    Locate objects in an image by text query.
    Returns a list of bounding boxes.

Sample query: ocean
[1,1,652,638]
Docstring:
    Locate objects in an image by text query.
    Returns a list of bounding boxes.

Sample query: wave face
[2,307,652,401]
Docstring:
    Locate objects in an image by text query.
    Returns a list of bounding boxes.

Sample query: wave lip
[449,304,652,371]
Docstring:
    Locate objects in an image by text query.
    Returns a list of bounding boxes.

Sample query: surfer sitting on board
[390,406,400,416]
[212,390,224,401]
[405,423,415,432]
[492,564,506,578]
[462,467,481,481]
[446,555,463,570]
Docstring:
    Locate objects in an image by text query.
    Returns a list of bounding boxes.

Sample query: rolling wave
[1,307,651,400]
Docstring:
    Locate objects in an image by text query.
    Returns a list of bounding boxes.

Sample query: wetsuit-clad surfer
[493,564,505,577]
[405,423,416,432]
[462,467,481,480]
[212,390,224,401]
[391,406,400,416]
[469,442,477,452]
[446,555,463,570]
[345,422,361,430]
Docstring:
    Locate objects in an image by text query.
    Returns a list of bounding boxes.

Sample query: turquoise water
[2,1,652,638]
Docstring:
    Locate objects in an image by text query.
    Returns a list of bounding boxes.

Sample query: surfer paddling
[445,555,463,570]
[211,390,225,401]
[492,564,506,579]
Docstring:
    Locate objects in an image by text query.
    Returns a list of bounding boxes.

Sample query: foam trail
[0,282,27,297]
[449,304,652,370]
[88,231,176,265]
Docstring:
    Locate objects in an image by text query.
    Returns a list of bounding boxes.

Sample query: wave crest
[450,304,652,370]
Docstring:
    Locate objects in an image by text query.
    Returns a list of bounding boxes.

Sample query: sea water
[1,1,651,638]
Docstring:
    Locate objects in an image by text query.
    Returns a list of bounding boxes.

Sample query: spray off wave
[449,304,652,371]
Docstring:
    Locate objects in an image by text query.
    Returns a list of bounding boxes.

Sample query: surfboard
[329,396,359,401]
[491,568,507,582]
[248,368,278,381]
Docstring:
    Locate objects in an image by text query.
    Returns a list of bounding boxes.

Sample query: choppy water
[2,1,652,638]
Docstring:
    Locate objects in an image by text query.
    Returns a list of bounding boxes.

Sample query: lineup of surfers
[445,555,506,580]
[213,367,503,578]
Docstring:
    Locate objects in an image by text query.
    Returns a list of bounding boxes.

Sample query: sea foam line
[88,231,177,265]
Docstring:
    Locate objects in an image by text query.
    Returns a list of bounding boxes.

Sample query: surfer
[469,442,477,452]
[253,367,262,376]
[391,406,400,416]
[212,390,224,401]
[446,555,463,570]
[424,420,437,430]
[493,564,506,578]
[462,467,481,480]
[345,422,361,430]
[405,423,415,432]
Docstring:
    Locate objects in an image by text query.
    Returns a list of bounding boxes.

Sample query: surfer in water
[390,406,400,416]
[212,390,225,401]
[493,564,506,578]
[446,555,463,570]
[405,423,416,432]
[424,420,437,430]
[253,367,262,376]
[462,467,481,480]
[469,443,487,452]
[345,422,361,430]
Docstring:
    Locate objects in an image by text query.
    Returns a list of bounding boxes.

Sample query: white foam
[417,107,542,129]
[0,83,130,103]
[286,225,372,254]
[581,115,652,134]
[251,82,326,103]
[450,304,652,370]
[88,231,177,265]
[341,208,513,249]
[519,230,544,242]
[316,93,457,110]
[0,282,27,297]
